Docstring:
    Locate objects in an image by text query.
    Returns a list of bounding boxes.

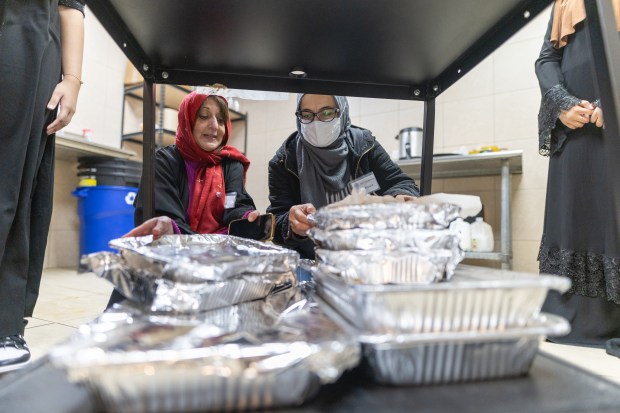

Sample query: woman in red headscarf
[126,91,259,238]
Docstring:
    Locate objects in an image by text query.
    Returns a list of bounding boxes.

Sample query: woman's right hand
[559,100,594,129]
[123,216,175,240]
[289,203,316,237]
[590,106,604,128]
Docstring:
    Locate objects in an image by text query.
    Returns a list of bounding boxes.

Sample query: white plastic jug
[470,217,494,252]
[449,217,472,251]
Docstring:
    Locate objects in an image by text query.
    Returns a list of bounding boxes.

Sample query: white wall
[64,7,127,147]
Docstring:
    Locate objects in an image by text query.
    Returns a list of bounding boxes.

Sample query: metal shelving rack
[121,83,249,153]
[398,150,523,269]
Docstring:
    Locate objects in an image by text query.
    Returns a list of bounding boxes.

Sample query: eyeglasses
[295,107,340,124]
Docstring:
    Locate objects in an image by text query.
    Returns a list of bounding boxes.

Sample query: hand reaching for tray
[124,216,175,240]
[289,203,316,237]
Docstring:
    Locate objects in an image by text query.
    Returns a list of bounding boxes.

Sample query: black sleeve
[266,156,315,258]
[58,0,86,15]
[370,141,420,197]
[534,9,580,156]
[534,8,564,94]
[221,160,256,225]
[134,147,194,234]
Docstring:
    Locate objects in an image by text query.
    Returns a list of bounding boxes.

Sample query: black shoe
[606,338,620,358]
[0,335,31,373]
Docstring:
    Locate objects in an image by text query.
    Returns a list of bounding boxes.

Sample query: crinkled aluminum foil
[107,234,300,283]
[309,202,461,231]
[317,296,569,385]
[315,244,463,284]
[313,264,571,334]
[308,227,460,252]
[50,288,361,413]
[84,251,296,313]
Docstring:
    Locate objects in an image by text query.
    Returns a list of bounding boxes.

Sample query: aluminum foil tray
[50,288,361,413]
[316,297,569,385]
[315,244,463,284]
[308,227,460,252]
[309,202,461,231]
[314,264,571,334]
[362,313,569,385]
[84,251,296,313]
[108,234,300,283]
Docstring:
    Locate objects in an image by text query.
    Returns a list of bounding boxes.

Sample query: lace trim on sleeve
[538,84,580,156]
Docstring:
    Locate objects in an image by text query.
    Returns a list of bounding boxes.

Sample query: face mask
[300,118,341,148]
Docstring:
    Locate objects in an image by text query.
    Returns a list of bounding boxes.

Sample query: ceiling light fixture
[289,67,307,78]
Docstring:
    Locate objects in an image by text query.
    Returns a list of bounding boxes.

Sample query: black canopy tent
[86,0,620,242]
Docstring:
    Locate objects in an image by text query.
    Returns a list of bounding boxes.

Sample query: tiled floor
[22,267,620,386]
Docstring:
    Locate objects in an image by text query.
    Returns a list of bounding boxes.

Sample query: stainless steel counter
[55,134,135,162]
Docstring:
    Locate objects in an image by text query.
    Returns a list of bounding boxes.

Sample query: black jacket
[266,127,419,258]
[134,145,256,233]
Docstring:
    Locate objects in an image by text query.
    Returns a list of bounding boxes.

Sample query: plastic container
[449,217,472,251]
[77,156,142,187]
[470,217,494,252]
[72,186,137,257]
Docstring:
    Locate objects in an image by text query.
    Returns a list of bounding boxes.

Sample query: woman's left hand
[395,194,417,202]
[46,77,81,135]
[590,107,604,128]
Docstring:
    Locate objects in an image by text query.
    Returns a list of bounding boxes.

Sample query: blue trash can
[72,185,137,257]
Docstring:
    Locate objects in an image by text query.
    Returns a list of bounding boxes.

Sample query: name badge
[224,192,237,209]
[350,172,380,194]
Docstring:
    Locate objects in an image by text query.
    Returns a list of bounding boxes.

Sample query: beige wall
[47,6,552,273]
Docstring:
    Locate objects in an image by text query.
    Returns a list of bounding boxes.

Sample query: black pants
[0,1,61,336]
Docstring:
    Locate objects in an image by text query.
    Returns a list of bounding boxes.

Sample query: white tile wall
[493,38,544,94]
[65,6,126,148]
[443,96,495,148]
[494,88,541,143]
[441,56,494,103]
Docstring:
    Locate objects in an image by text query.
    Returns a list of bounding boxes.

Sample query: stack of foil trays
[308,202,464,283]
[83,234,300,313]
[313,264,571,385]
[50,288,361,412]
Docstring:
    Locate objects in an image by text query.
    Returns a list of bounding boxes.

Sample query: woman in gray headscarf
[267,94,419,259]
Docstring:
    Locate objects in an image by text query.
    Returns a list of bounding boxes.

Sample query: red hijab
[175,91,250,233]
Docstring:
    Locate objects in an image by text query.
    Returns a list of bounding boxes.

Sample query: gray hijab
[295,94,352,208]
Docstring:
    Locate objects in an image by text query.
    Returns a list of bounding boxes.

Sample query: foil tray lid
[312,264,571,293]
[97,234,300,283]
[315,292,570,348]
[309,202,461,231]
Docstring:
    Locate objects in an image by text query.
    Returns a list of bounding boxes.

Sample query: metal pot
[395,127,423,159]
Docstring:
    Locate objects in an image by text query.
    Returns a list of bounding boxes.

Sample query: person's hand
[123,216,175,240]
[590,106,604,128]
[289,203,316,237]
[559,100,593,129]
[246,210,261,222]
[395,194,417,202]
[46,77,81,135]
